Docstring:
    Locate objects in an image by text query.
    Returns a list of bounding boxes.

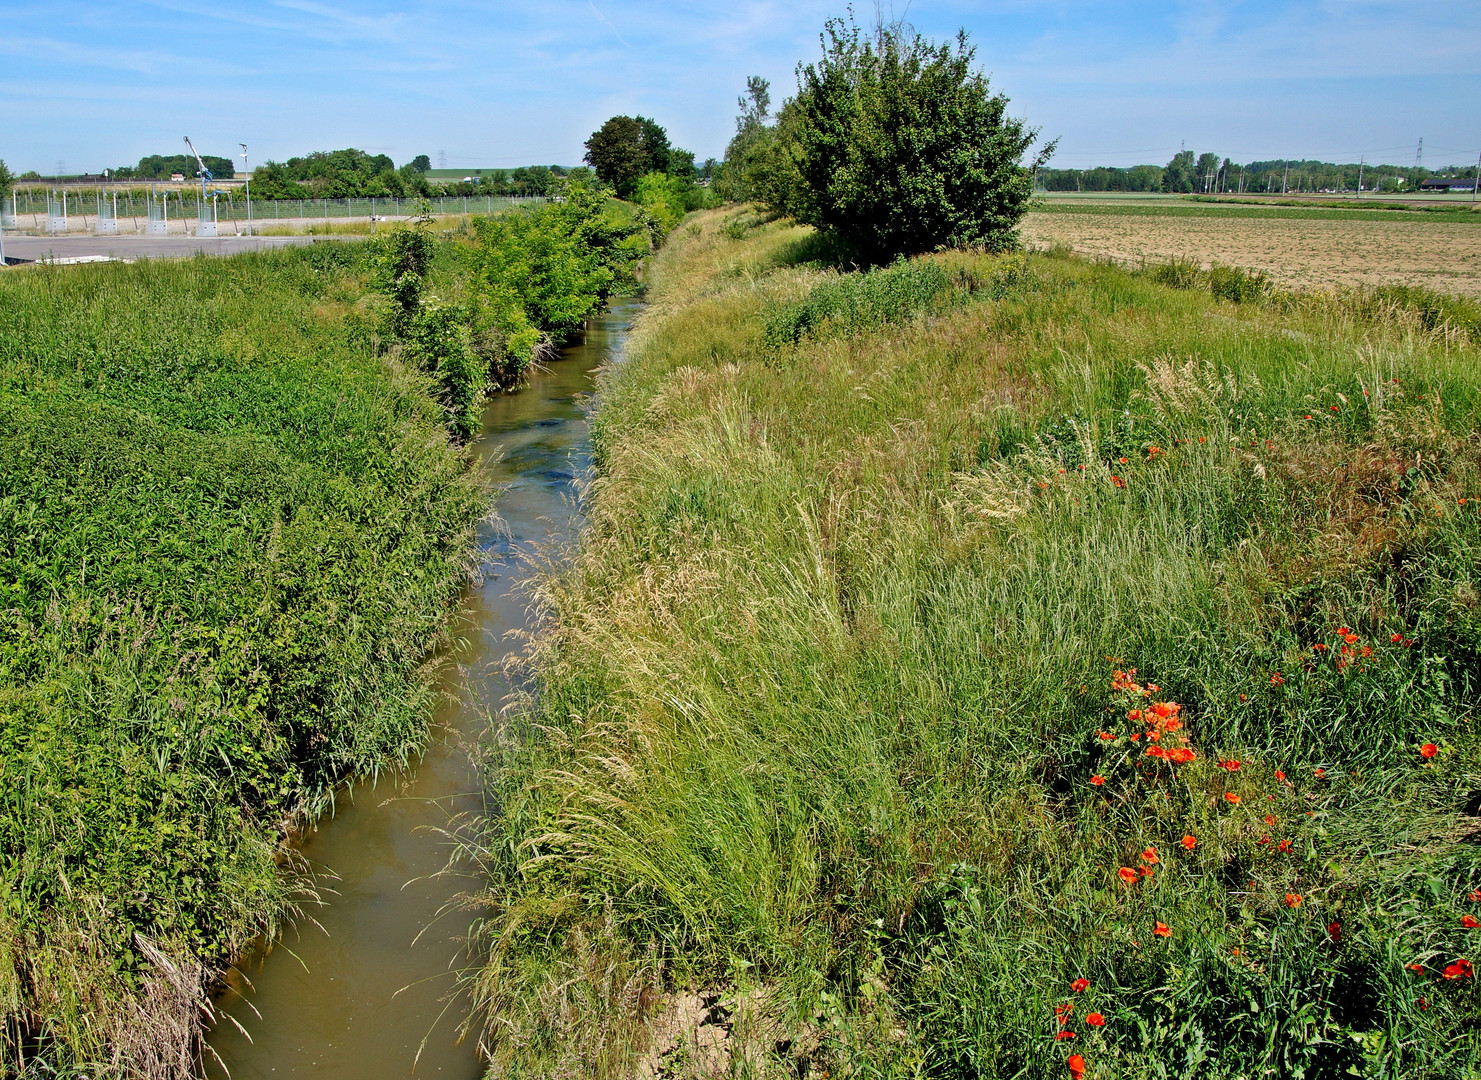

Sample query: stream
[205,298,639,1079]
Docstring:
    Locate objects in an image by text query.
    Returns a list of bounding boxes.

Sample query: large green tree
[584,115,673,199]
[757,18,1050,263]
[0,159,13,202]
[1162,150,1195,193]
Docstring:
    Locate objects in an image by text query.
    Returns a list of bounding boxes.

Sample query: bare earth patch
[1021,210,1481,297]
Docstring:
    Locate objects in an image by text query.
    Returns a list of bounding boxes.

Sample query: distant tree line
[1039,152,1479,195]
[111,153,238,180]
[90,148,602,200]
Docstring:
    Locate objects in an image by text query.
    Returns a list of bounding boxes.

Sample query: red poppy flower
[1068,1054,1086,1080]
[1463,915,1480,929]
[1470,890,1481,902]
[1220,760,1242,772]
[1420,743,1438,759]
[1285,893,1302,908]
[1055,1030,1077,1041]
[1264,814,1277,826]
[1312,642,1328,651]
[1139,866,1154,878]
[1198,436,1207,443]
[1224,793,1241,805]
[1085,1012,1105,1026]
[1070,978,1089,993]
[1443,958,1473,980]
[1127,709,1142,722]
[1407,963,1425,973]
[1168,747,1196,764]
[1141,847,1159,865]
[1098,731,1113,741]
[1269,673,1285,685]
[1277,839,1292,853]
[1118,457,1129,464]
[1391,633,1403,643]
[1118,866,1138,884]
[1153,921,1171,937]
[1330,405,1339,412]
[1090,775,1106,786]
[1343,632,1359,645]
[1181,835,1196,851]
[1314,768,1326,778]
[1111,475,1126,489]
[1274,770,1286,782]
[1327,921,1341,942]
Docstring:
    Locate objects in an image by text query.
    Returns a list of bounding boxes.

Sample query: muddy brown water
[205,299,639,1079]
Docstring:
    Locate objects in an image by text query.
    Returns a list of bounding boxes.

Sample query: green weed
[467,209,1481,1078]
[0,248,486,1074]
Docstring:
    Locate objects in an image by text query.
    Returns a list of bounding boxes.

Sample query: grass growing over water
[471,208,1481,1077]
[0,247,485,1074]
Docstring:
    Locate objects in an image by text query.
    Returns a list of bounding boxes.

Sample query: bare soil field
[1021,209,1481,297]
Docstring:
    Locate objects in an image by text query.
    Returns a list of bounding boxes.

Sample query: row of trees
[110,153,237,180]
[69,149,602,201]
[1039,154,1478,195]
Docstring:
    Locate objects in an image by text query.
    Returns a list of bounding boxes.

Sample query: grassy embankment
[0,244,488,1074]
[471,208,1481,1077]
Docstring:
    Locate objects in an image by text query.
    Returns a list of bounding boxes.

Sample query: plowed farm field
[1022,205,1481,297]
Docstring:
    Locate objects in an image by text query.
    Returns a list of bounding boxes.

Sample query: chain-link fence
[2,190,545,234]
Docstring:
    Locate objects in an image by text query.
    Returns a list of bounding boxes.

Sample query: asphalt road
[1,233,345,265]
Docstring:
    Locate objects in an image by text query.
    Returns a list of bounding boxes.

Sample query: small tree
[761,18,1050,263]
[715,77,773,203]
[0,159,13,204]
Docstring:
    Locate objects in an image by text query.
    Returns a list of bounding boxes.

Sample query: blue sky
[2,1,1478,175]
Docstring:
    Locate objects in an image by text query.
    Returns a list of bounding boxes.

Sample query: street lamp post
[240,144,252,236]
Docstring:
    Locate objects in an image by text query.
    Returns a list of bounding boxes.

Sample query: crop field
[1022,201,1481,298]
[468,208,1481,1079]
[0,245,486,1074]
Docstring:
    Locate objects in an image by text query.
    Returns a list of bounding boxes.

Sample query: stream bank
[205,298,639,1079]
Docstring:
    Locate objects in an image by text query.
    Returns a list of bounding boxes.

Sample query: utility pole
[1357,156,1364,198]
[1283,163,1289,195]
[1473,149,1480,203]
[240,144,252,235]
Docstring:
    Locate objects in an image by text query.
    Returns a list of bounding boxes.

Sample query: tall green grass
[0,248,485,1074]
[469,209,1481,1077]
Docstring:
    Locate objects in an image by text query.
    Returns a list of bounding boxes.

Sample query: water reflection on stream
[206,299,639,1079]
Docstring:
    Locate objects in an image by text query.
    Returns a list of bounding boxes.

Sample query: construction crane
[184,135,212,210]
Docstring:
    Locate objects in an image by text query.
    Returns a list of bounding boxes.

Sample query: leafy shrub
[756,16,1052,263]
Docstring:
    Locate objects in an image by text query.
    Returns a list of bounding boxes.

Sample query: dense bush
[750,17,1052,263]
[0,249,486,1072]
[369,183,646,438]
